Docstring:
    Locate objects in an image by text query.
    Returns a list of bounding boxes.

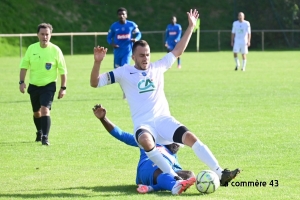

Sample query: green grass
[0,51,299,199]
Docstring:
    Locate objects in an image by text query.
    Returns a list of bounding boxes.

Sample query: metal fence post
[20,34,22,58]
[71,33,73,55]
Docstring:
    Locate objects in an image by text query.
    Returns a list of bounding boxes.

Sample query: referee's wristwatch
[19,80,24,84]
[60,86,67,90]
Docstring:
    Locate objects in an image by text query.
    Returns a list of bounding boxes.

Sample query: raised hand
[93,104,106,119]
[187,9,199,28]
[94,46,108,62]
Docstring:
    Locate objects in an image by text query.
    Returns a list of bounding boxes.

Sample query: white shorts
[233,43,248,54]
[134,115,184,148]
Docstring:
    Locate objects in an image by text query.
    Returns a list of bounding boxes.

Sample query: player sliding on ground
[92,104,196,195]
[90,9,240,187]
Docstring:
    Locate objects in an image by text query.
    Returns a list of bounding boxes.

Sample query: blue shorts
[136,161,158,185]
[166,41,177,51]
[114,55,131,69]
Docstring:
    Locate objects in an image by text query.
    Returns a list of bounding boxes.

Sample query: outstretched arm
[171,9,199,58]
[93,104,138,147]
[90,46,108,88]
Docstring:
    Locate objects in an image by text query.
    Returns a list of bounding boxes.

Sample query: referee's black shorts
[27,82,56,112]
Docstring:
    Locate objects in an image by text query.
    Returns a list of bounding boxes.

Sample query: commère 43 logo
[138,78,155,93]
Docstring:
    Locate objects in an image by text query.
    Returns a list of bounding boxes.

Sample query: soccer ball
[195,170,220,194]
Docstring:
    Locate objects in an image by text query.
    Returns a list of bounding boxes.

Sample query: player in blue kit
[165,16,182,68]
[92,104,196,195]
[107,7,142,69]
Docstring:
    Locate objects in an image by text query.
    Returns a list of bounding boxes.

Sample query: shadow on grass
[0,193,91,199]
[58,185,201,197]
[0,185,202,198]
[0,141,36,146]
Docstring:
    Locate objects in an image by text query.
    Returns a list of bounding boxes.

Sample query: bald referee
[19,23,67,145]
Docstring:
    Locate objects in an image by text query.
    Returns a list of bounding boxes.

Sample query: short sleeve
[132,22,140,34]
[231,22,235,33]
[247,22,251,34]
[151,52,177,72]
[97,66,124,87]
[20,46,31,69]
[57,48,67,75]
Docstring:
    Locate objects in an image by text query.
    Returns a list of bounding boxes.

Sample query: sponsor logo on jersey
[117,34,130,39]
[169,31,177,35]
[238,29,244,34]
[138,78,155,93]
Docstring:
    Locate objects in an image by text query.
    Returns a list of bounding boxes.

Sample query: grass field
[0,51,299,200]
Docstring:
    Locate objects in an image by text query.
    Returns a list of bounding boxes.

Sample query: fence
[0,30,299,57]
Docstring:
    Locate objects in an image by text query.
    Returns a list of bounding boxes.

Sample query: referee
[19,23,67,145]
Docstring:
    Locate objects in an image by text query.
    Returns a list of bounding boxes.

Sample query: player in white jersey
[90,9,240,186]
[231,12,251,71]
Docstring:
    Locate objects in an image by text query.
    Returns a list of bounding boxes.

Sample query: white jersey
[98,52,177,129]
[232,20,251,44]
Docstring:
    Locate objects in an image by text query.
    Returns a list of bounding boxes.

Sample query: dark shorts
[27,82,56,112]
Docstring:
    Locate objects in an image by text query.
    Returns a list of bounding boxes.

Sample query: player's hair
[37,23,53,33]
[132,40,149,53]
[117,7,127,14]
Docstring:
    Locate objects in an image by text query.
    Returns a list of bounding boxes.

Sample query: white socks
[145,147,178,177]
[192,141,223,179]
[234,57,240,68]
[242,59,247,71]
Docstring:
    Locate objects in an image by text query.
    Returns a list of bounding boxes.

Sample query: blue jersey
[108,126,182,185]
[107,20,141,59]
[165,24,182,50]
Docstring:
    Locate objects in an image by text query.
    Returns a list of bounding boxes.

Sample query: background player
[107,7,142,69]
[91,9,240,187]
[92,104,196,195]
[231,12,251,71]
[165,16,182,68]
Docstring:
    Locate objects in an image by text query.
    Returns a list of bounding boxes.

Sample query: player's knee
[40,106,50,116]
[135,129,155,150]
[183,132,198,147]
[33,111,41,118]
